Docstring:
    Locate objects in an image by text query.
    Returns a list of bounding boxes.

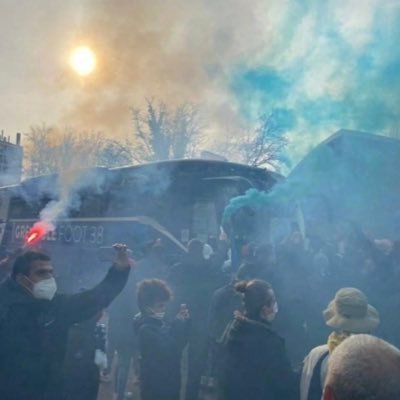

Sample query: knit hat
[323,288,380,333]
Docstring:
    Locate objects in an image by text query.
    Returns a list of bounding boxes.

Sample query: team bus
[0,159,281,290]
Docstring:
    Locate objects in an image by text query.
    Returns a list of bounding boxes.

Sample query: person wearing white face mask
[0,244,133,400]
[134,279,190,400]
[220,279,297,400]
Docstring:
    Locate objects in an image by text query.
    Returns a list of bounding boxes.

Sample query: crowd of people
[1,222,400,400]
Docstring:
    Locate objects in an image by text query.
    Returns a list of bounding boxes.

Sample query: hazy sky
[0,1,84,135]
[1,0,400,165]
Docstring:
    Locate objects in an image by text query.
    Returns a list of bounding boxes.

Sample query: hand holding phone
[176,303,190,320]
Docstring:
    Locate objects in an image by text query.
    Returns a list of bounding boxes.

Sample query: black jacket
[63,315,103,400]
[169,258,226,336]
[0,266,129,400]
[209,283,242,341]
[220,317,297,400]
[135,315,189,400]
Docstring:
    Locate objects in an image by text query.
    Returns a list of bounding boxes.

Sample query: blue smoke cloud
[225,0,400,166]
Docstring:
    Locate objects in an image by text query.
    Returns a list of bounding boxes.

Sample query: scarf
[327,332,352,353]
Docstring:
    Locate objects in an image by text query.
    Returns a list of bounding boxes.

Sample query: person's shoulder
[138,322,153,332]
[139,317,162,331]
[168,262,185,278]
[0,278,31,305]
[138,318,164,341]
[0,278,12,297]
[301,344,330,391]
[50,292,70,306]
[171,259,186,269]
[262,324,284,343]
[0,277,18,291]
[249,322,285,350]
[213,283,232,298]
[233,319,279,341]
[235,321,286,359]
[303,344,329,366]
[306,344,329,358]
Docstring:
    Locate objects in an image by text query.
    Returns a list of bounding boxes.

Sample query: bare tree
[24,124,134,177]
[214,113,288,170]
[24,124,58,176]
[96,140,133,168]
[131,99,203,162]
[170,103,203,158]
[241,114,288,168]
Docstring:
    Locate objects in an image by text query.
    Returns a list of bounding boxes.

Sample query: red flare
[25,223,48,246]
[26,232,39,244]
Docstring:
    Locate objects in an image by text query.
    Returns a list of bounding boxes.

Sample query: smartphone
[97,246,133,262]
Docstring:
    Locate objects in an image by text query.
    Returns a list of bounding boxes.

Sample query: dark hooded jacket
[134,314,190,400]
[0,266,129,400]
[220,317,297,400]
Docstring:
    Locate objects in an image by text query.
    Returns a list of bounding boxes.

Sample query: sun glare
[69,46,96,76]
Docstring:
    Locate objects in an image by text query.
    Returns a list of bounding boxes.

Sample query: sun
[69,46,96,76]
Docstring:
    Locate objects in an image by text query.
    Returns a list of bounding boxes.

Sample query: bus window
[71,193,109,218]
[8,197,37,219]
[192,201,218,242]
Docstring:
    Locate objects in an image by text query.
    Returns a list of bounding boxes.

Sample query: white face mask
[153,311,166,320]
[203,244,214,260]
[266,302,279,322]
[32,278,57,301]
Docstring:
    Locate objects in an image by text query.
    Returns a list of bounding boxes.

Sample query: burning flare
[25,223,50,246]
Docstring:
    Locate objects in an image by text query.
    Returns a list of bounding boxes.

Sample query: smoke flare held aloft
[27,167,108,245]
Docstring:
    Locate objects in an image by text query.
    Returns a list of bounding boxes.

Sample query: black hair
[187,239,204,258]
[12,250,51,280]
[235,279,274,319]
[137,279,173,313]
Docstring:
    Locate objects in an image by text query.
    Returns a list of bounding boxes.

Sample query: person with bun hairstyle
[220,279,297,400]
